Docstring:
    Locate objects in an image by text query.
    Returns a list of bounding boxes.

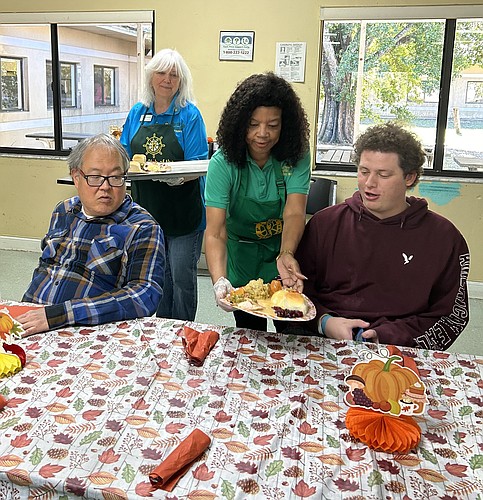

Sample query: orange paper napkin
[181,326,219,366]
[1,304,40,320]
[149,429,211,491]
[387,345,418,372]
[0,394,8,411]
[345,344,423,453]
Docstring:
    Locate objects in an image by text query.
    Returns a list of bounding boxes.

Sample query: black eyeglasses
[79,169,127,187]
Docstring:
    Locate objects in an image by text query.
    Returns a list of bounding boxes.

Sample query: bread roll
[129,161,143,172]
[270,289,308,314]
[132,154,146,165]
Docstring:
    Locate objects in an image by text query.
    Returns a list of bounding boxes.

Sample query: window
[466,81,483,104]
[46,61,78,108]
[94,66,116,107]
[317,6,483,177]
[0,11,153,155]
[0,57,23,111]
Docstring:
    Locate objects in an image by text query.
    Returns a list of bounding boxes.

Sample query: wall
[1,0,482,282]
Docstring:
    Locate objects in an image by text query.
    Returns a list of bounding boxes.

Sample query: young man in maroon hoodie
[296,122,469,350]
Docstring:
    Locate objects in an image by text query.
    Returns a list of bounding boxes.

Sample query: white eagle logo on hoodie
[402,253,414,265]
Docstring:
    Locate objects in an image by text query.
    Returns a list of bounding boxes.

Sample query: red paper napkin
[181,326,219,366]
[0,394,7,411]
[149,429,211,491]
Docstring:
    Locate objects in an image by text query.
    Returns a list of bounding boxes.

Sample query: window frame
[94,65,117,108]
[46,60,78,109]
[466,81,483,105]
[317,5,483,179]
[0,10,153,157]
[0,56,24,112]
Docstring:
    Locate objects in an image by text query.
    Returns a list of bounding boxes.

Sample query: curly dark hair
[216,72,310,168]
[353,122,426,187]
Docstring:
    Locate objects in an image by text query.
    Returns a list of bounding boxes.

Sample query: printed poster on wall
[275,42,306,82]
[219,31,255,61]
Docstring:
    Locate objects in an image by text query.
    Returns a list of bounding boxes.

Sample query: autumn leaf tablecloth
[0,316,482,499]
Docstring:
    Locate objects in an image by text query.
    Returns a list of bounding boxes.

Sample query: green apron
[130,111,202,236]
[227,163,286,288]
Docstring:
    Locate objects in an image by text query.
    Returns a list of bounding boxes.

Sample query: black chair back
[306,177,337,215]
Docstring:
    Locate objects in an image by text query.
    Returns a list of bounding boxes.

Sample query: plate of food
[221,278,316,321]
[129,154,172,173]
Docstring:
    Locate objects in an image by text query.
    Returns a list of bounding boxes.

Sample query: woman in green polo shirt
[205,72,311,331]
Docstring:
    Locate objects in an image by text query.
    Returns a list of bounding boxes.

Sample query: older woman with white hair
[121,48,208,321]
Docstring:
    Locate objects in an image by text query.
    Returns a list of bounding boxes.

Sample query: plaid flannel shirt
[23,195,165,330]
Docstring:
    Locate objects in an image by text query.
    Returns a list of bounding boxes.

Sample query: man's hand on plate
[16,307,49,336]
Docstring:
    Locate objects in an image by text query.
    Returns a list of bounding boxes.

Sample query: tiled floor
[1,249,481,356]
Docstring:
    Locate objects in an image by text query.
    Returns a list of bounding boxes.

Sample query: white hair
[141,48,195,107]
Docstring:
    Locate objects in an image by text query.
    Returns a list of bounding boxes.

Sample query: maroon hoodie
[297,191,470,349]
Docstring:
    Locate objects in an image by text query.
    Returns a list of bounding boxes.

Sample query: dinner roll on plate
[129,161,143,172]
[270,289,308,315]
[132,154,146,165]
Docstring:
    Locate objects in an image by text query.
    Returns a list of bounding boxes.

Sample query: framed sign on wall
[275,42,306,82]
[219,31,255,61]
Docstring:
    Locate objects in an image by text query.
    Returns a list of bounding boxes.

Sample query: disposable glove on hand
[154,177,185,186]
[213,277,236,312]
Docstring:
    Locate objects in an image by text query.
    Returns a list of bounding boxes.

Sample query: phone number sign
[219,31,255,61]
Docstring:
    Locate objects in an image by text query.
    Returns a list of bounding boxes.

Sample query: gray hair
[67,133,130,174]
[141,48,195,108]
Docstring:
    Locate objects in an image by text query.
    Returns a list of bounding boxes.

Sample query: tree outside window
[0,57,23,111]
[317,18,483,173]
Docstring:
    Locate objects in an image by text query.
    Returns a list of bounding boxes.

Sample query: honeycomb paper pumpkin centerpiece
[344,346,427,453]
[0,310,26,378]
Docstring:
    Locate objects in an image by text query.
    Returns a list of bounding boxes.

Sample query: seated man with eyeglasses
[18,133,165,336]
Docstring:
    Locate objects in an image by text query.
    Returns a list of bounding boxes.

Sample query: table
[57,159,209,186]
[453,156,483,172]
[1,313,482,499]
[26,132,92,148]
[316,146,435,168]
[317,147,354,165]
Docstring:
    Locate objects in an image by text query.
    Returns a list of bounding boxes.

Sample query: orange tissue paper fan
[346,407,421,453]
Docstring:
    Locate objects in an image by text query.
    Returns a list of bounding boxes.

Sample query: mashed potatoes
[228,278,270,305]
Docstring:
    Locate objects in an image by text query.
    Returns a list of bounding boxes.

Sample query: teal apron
[130,110,202,236]
[227,163,286,288]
